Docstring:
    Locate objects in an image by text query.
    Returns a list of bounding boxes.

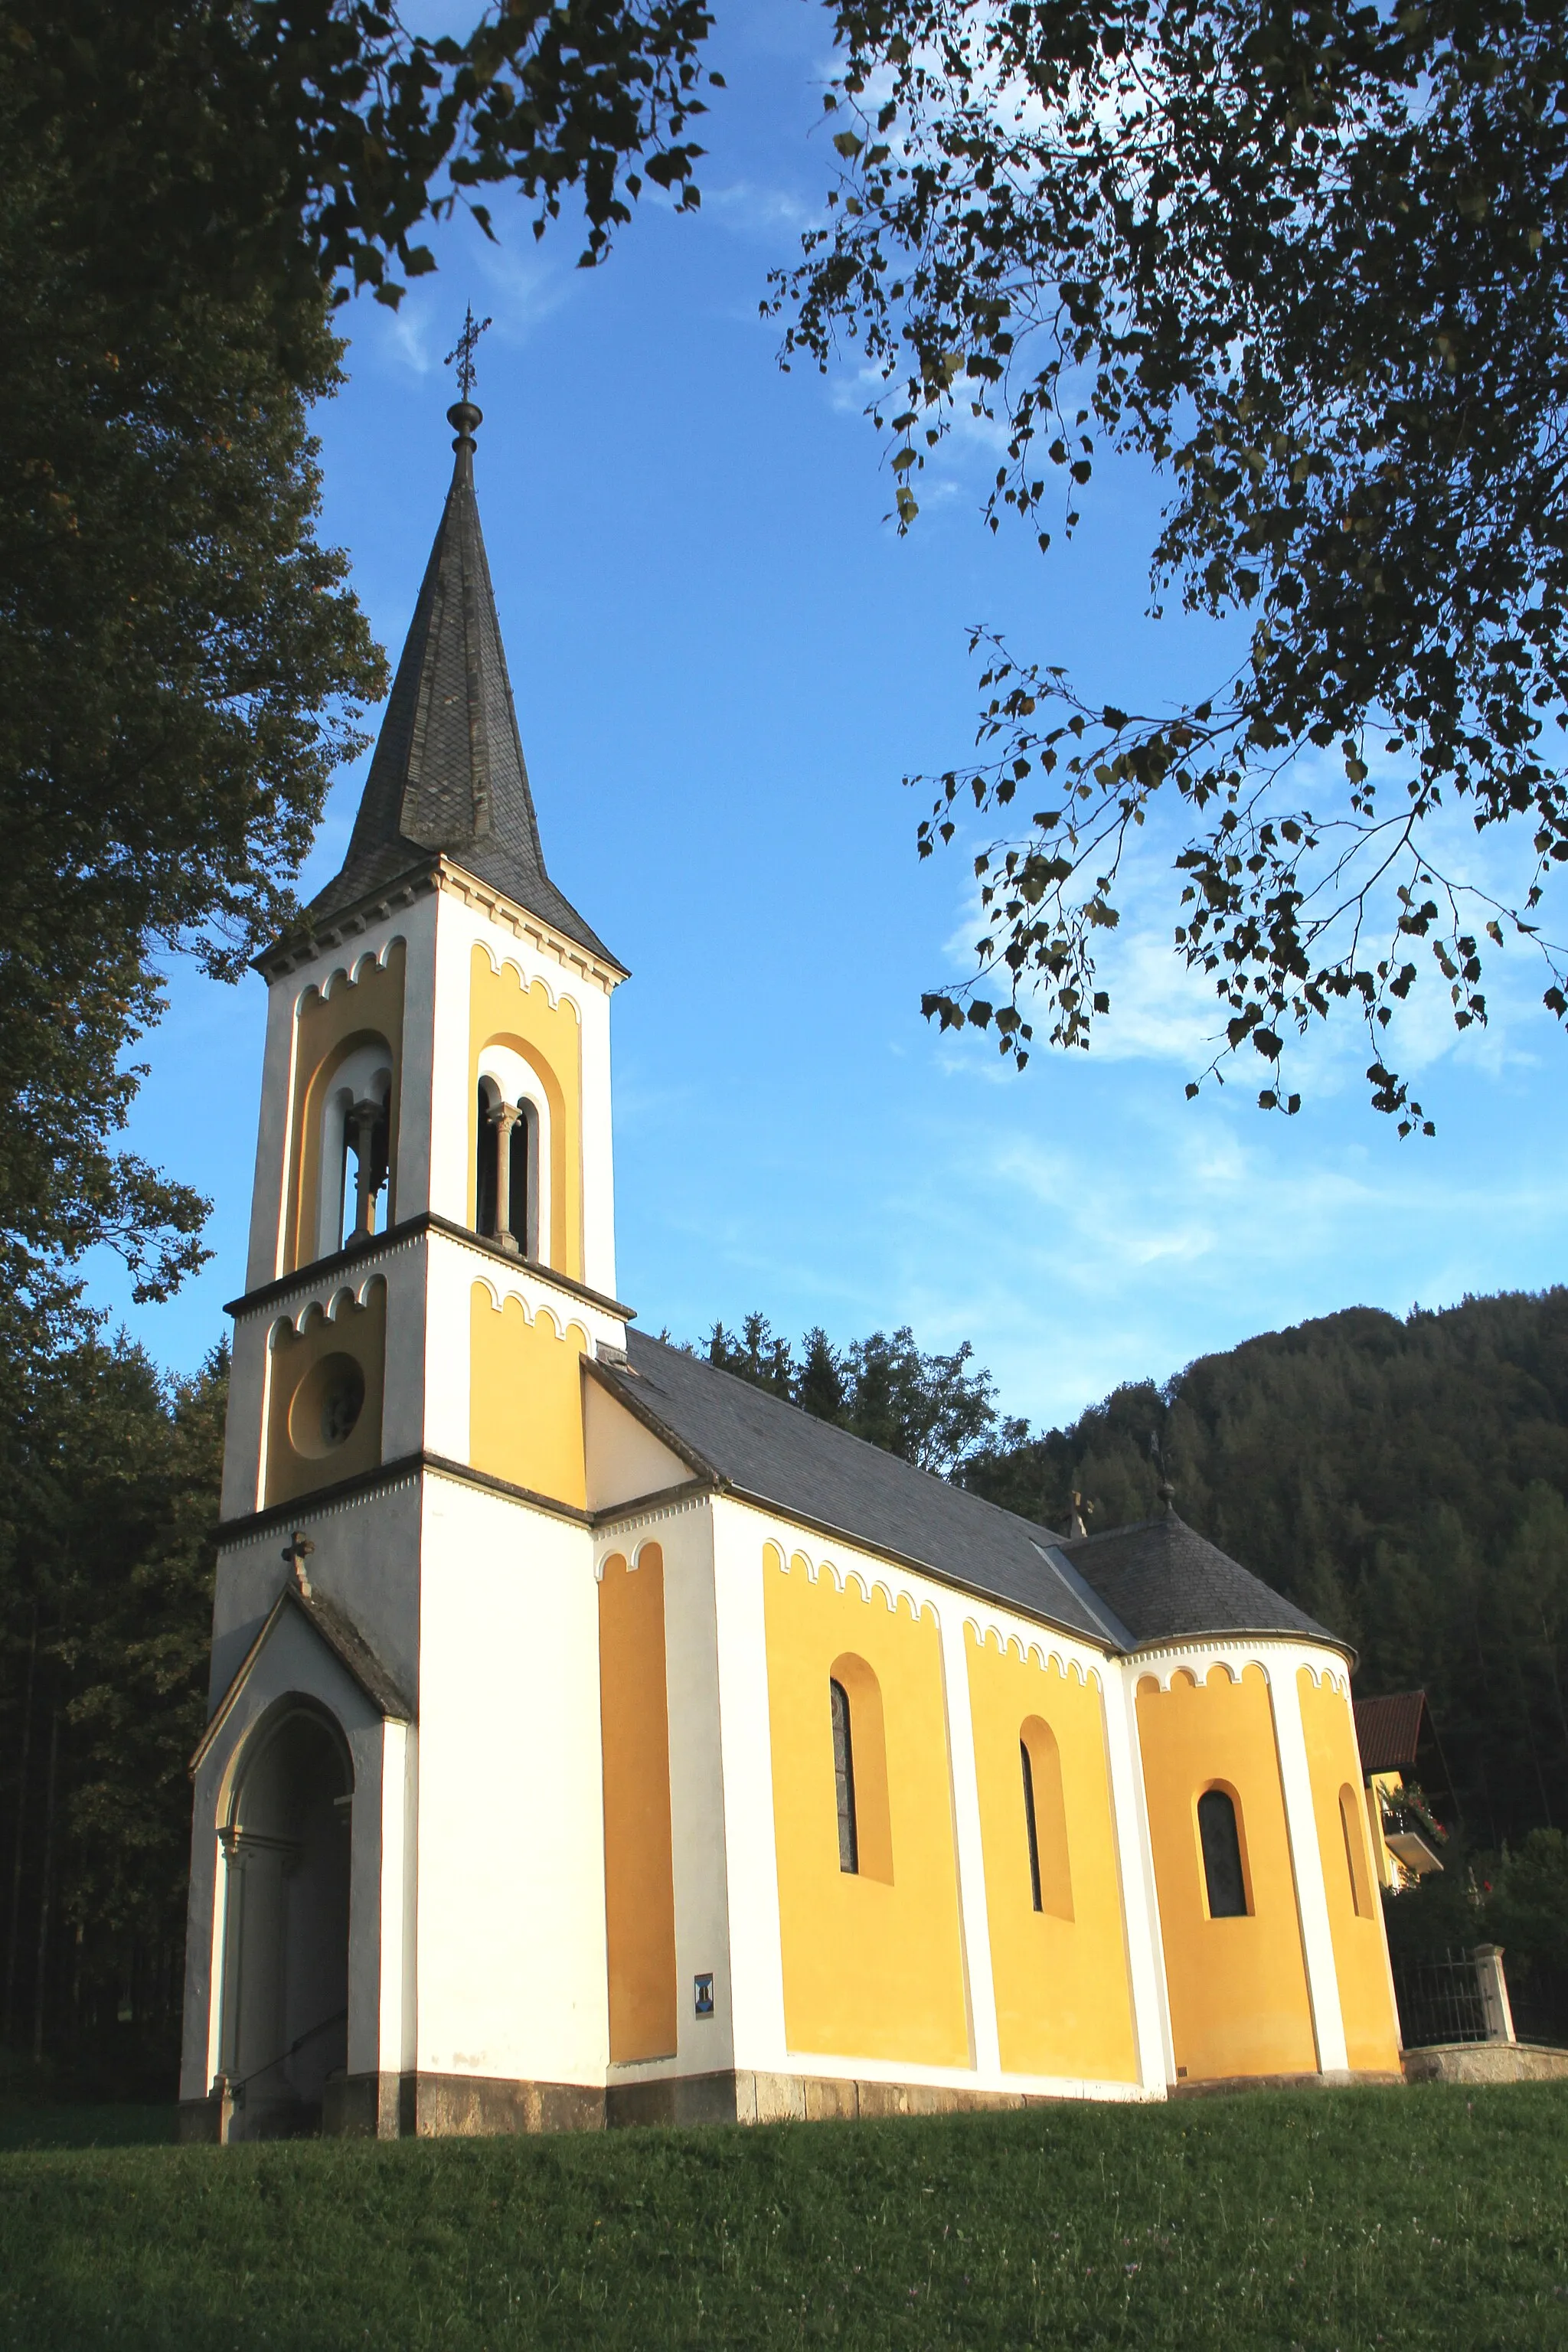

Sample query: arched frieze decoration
[760,1535,940,1631]
[1295,1655,1353,1699]
[292,935,407,1023]
[471,937,585,1024]
[1130,1645,1292,1696]
[270,1271,390,1341]
[467,1271,588,1350]
[962,1615,1102,1692]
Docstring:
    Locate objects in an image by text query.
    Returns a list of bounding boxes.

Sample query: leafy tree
[1482,1828,1568,1981]
[779,0,1568,1130]
[840,1327,1004,1472]
[2,0,722,1326]
[707,1312,796,1398]
[0,1328,225,2089]
[702,1312,1007,1474]
[797,1325,849,1422]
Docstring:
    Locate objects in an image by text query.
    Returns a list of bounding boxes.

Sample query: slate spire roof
[308,400,620,969]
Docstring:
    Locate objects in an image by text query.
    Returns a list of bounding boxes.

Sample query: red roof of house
[1354,1690,1429,1774]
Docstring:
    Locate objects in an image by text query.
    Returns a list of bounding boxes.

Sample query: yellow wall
[286,946,405,1273]
[469,949,583,1279]
[264,1284,386,1507]
[1136,1665,1317,2081]
[599,1546,678,2063]
[468,1283,587,1508]
[763,1545,969,2068]
[1298,1669,1401,2071]
[967,1631,1138,2083]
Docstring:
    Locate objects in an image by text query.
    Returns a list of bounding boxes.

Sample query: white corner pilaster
[391,892,439,1218]
[1106,1667,1177,2093]
[1269,1662,1349,2074]
[710,1504,789,2076]
[373,1719,418,2076]
[427,888,477,1227]
[246,972,302,1290]
[578,983,616,1301]
[938,1615,1000,2076]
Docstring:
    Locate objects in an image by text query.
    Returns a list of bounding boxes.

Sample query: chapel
[178,391,1404,2142]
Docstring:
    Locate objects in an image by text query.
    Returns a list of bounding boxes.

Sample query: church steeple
[309,387,616,968]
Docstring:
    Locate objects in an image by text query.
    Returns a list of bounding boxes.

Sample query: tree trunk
[3,1606,38,2046]
[31,1711,59,2067]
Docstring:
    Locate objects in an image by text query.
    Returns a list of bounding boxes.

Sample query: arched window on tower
[475,1083,540,1256]
[315,1040,393,1259]
[475,1080,498,1239]
[1197,1786,1251,1918]
[474,1055,547,1261]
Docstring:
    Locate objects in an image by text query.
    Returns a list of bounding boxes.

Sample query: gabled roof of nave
[603,1333,1345,1657]
[307,401,620,969]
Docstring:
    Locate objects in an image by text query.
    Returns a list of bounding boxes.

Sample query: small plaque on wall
[693,1973,714,2018]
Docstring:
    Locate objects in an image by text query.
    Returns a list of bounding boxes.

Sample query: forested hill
[961,1289,1568,1851]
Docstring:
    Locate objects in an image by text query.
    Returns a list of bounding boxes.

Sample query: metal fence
[1390,1951,1489,2048]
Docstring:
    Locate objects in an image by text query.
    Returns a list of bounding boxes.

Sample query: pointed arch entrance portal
[218,1701,352,2138]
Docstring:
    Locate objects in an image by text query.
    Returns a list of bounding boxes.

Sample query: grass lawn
[1,2082,1566,2349]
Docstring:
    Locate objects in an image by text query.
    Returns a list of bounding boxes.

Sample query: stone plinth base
[1403,2042,1568,2086]
[1171,2070,1404,2099]
[606,2069,1031,2129]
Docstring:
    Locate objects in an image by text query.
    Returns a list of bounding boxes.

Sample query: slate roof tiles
[608,1333,1346,1658]
[306,416,619,968]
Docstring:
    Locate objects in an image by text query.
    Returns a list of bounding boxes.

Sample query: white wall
[583,1379,696,1511]
[208,1476,424,1713]
[414,1476,609,2086]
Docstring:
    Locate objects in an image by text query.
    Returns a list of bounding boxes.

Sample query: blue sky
[86,0,1568,1429]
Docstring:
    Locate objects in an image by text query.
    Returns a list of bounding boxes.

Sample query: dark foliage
[0,0,720,1334]
[2,11,387,1323]
[779,0,1568,1129]
[704,1312,1004,1473]
[0,1327,224,2095]
[964,1288,1568,1851]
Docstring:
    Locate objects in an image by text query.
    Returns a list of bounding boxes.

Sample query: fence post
[1470,1945,1517,2044]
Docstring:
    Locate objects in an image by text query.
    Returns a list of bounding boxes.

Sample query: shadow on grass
[0,2100,176,2152]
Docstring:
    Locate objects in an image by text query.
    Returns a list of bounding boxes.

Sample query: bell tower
[181,378,637,2141]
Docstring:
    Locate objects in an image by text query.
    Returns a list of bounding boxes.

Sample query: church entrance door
[219,1703,351,2138]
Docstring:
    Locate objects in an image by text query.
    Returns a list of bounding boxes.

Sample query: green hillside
[962,1290,1568,1851]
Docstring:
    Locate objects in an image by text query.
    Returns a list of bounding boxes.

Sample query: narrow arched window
[1197,1788,1250,1918]
[312,1038,392,1261]
[475,1082,498,1237]
[830,1677,858,1874]
[1021,1740,1044,1913]
[1339,1784,1372,1918]
[1020,1717,1073,1918]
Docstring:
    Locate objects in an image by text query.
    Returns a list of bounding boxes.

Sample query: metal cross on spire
[445,305,492,403]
